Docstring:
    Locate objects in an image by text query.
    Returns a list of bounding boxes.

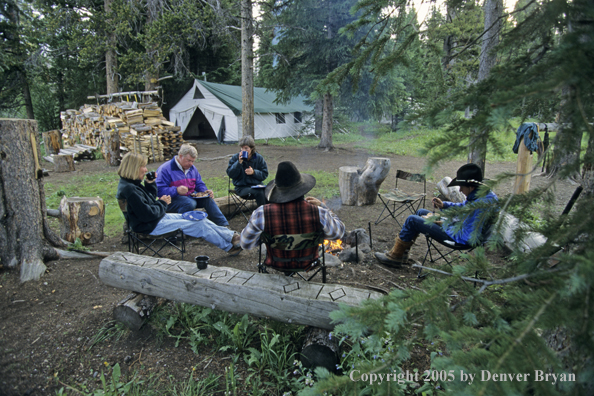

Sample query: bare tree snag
[0,119,62,282]
[102,129,120,166]
[59,197,105,245]
[113,292,158,331]
[54,155,75,172]
[42,130,62,155]
[241,0,255,138]
[301,327,340,373]
[339,158,391,206]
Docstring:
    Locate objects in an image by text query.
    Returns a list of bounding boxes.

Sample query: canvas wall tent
[169,80,314,143]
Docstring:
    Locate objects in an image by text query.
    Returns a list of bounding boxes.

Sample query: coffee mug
[241,151,248,159]
[146,171,156,181]
[195,255,209,270]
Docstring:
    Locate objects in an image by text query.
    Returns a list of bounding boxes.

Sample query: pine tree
[301,0,594,395]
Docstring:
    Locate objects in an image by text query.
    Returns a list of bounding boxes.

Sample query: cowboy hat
[265,161,316,203]
[448,163,484,187]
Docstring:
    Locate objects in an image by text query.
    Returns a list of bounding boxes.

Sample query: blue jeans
[150,214,234,251]
[399,209,452,243]
[234,186,266,206]
[167,195,229,226]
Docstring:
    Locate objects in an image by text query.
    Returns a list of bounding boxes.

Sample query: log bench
[99,252,383,330]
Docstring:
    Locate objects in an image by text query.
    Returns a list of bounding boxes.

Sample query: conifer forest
[1,0,594,395]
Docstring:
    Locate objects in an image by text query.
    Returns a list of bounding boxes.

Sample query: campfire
[324,239,344,255]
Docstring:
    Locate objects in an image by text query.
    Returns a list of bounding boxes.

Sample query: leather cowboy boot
[374,236,416,267]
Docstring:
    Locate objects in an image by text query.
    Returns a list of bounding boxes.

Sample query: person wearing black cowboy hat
[375,163,498,267]
[240,161,345,271]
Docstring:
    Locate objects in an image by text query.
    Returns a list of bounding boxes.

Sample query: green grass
[45,173,124,237]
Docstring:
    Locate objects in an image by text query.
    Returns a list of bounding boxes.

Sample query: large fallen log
[99,252,383,330]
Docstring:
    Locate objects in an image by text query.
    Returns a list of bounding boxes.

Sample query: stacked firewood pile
[60,101,184,163]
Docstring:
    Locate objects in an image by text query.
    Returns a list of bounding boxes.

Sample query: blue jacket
[226,152,269,187]
[442,189,498,245]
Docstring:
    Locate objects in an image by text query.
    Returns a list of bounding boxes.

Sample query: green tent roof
[199,80,312,116]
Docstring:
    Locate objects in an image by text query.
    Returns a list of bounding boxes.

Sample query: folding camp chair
[375,170,426,227]
[257,230,327,283]
[117,199,186,260]
[227,178,257,222]
[417,222,495,279]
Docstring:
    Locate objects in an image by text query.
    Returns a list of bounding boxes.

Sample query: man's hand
[206,189,214,199]
[177,186,189,196]
[159,195,171,205]
[245,166,254,176]
[432,197,444,209]
[305,196,323,207]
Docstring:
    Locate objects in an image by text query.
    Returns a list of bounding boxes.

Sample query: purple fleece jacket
[156,157,208,198]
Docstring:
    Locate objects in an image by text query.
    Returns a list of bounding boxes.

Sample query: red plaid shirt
[262,200,322,270]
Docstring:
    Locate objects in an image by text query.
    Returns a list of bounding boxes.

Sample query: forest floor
[0,142,579,395]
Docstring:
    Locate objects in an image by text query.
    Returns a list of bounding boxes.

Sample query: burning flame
[324,239,343,255]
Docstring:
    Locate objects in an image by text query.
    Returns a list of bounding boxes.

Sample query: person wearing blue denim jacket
[375,163,498,267]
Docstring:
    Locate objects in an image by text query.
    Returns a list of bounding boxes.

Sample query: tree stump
[54,154,75,172]
[301,327,340,373]
[339,157,391,206]
[113,292,158,331]
[42,130,62,155]
[59,196,105,245]
[338,166,360,206]
[102,129,120,166]
[0,119,63,282]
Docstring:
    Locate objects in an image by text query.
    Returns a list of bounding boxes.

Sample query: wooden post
[42,130,62,155]
[59,196,105,245]
[514,137,533,194]
[338,158,390,206]
[99,252,383,330]
[54,155,75,172]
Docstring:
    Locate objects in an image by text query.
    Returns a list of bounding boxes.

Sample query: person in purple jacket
[156,144,229,226]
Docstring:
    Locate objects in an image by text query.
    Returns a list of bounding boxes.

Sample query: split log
[54,155,75,172]
[42,130,62,155]
[339,157,391,206]
[59,196,105,245]
[436,177,465,203]
[98,252,383,330]
[113,292,158,331]
[301,327,340,373]
[102,129,120,166]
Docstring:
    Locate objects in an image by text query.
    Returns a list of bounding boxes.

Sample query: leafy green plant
[67,237,89,252]
[170,371,220,396]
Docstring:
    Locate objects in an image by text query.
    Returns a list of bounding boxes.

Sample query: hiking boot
[227,245,243,256]
[374,236,415,266]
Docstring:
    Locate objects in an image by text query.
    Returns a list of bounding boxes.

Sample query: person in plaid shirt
[240,161,344,271]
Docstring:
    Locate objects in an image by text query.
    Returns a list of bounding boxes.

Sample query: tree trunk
[42,130,62,155]
[468,0,503,173]
[99,252,383,330]
[550,86,582,179]
[19,71,35,120]
[0,119,62,282]
[59,196,105,245]
[241,0,255,138]
[318,92,334,149]
[104,0,119,95]
[314,99,323,136]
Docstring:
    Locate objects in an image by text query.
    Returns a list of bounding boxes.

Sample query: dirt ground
[0,142,579,395]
